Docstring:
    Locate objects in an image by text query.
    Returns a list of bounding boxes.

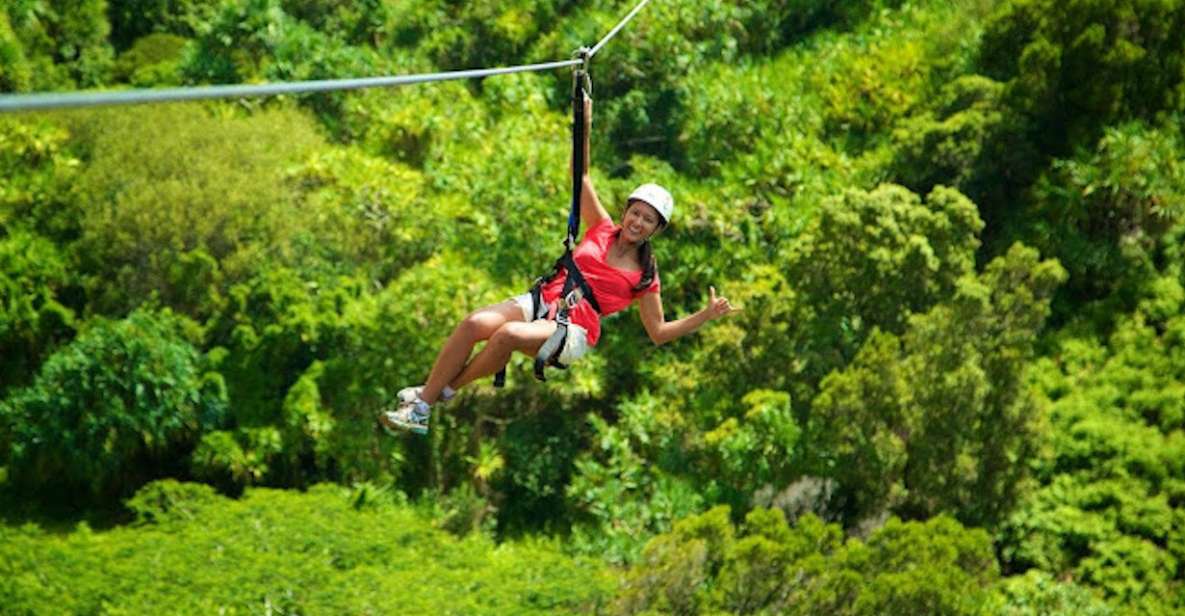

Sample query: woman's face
[622,200,664,243]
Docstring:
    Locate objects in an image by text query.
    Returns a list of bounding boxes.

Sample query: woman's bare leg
[449,320,558,390]
[419,301,523,403]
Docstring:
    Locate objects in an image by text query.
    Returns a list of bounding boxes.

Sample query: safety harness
[494,51,601,387]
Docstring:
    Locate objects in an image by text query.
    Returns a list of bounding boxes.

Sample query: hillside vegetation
[2,0,1185,613]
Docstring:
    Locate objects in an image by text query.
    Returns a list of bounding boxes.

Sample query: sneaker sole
[378,413,428,436]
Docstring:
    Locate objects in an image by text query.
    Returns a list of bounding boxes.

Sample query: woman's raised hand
[707,286,738,319]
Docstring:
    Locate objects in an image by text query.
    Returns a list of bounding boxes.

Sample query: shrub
[0,11,31,92]
[616,507,999,615]
[891,74,1037,212]
[996,570,1116,616]
[0,229,75,395]
[124,478,223,524]
[113,32,187,85]
[999,281,1185,612]
[66,103,323,317]
[0,309,227,501]
[179,0,379,126]
[107,0,219,50]
[0,483,614,614]
[786,183,984,386]
[979,0,1185,152]
[810,244,1066,526]
[1024,120,1185,312]
[0,116,83,241]
[2,0,114,88]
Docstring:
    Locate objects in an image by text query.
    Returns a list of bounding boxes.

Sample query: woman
[381,99,736,435]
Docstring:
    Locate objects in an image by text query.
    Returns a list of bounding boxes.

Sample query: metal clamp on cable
[572,47,592,97]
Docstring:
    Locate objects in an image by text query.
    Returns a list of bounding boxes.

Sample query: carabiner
[572,47,593,97]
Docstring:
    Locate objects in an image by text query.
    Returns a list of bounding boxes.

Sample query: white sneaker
[396,386,422,404]
[379,399,430,436]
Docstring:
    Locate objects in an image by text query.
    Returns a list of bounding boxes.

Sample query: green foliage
[979,0,1185,152]
[107,0,218,50]
[65,103,323,317]
[281,0,389,46]
[787,184,984,384]
[805,1,985,152]
[703,389,801,496]
[0,482,614,614]
[124,478,222,524]
[532,0,815,168]
[0,11,32,92]
[196,252,512,493]
[997,570,1115,616]
[202,267,358,484]
[680,54,816,178]
[393,0,570,72]
[614,505,741,614]
[179,0,379,126]
[811,243,1066,526]
[112,32,187,86]
[0,116,83,240]
[0,229,75,394]
[791,515,999,616]
[191,428,270,491]
[891,75,1037,211]
[808,330,910,522]
[813,34,929,140]
[381,76,583,280]
[617,507,999,615]
[0,309,227,500]
[179,0,300,83]
[5,1,1185,610]
[567,401,707,564]
[1024,120,1185,313]
[288,145,443,281]
[494,406,587,535]
[735,0,894,53]
[894,244,1065,524]
[999,272,1185,613]
[2,0,114,88]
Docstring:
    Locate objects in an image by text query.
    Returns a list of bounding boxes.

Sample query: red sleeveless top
[539,218,661,345]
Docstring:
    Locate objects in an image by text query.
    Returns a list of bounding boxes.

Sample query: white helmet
[627,183,674,225]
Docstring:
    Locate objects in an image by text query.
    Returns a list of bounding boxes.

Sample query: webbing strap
[555,251,602,314]
[534,320,569,381]
[568,69,589,248]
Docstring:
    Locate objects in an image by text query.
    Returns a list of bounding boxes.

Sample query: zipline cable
[589,0,655,58]
[0,60,583,113]
[0,0,656,114]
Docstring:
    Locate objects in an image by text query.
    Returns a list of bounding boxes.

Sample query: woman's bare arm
[638,287,736,346]
[572,97,610,228]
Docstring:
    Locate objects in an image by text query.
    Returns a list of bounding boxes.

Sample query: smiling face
[622,200,665,243]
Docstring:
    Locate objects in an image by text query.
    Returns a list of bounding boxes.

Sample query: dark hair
[634,238,658,293]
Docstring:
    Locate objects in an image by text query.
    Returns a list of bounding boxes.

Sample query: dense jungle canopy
[3,0,1185,613]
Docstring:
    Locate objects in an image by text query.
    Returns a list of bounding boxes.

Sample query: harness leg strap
[534,322,569,381]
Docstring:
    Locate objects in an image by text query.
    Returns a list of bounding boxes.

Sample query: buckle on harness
[559,288,584,311]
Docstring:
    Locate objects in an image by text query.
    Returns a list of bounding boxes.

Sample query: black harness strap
[495,58,596,388]
[531,251,602,381]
